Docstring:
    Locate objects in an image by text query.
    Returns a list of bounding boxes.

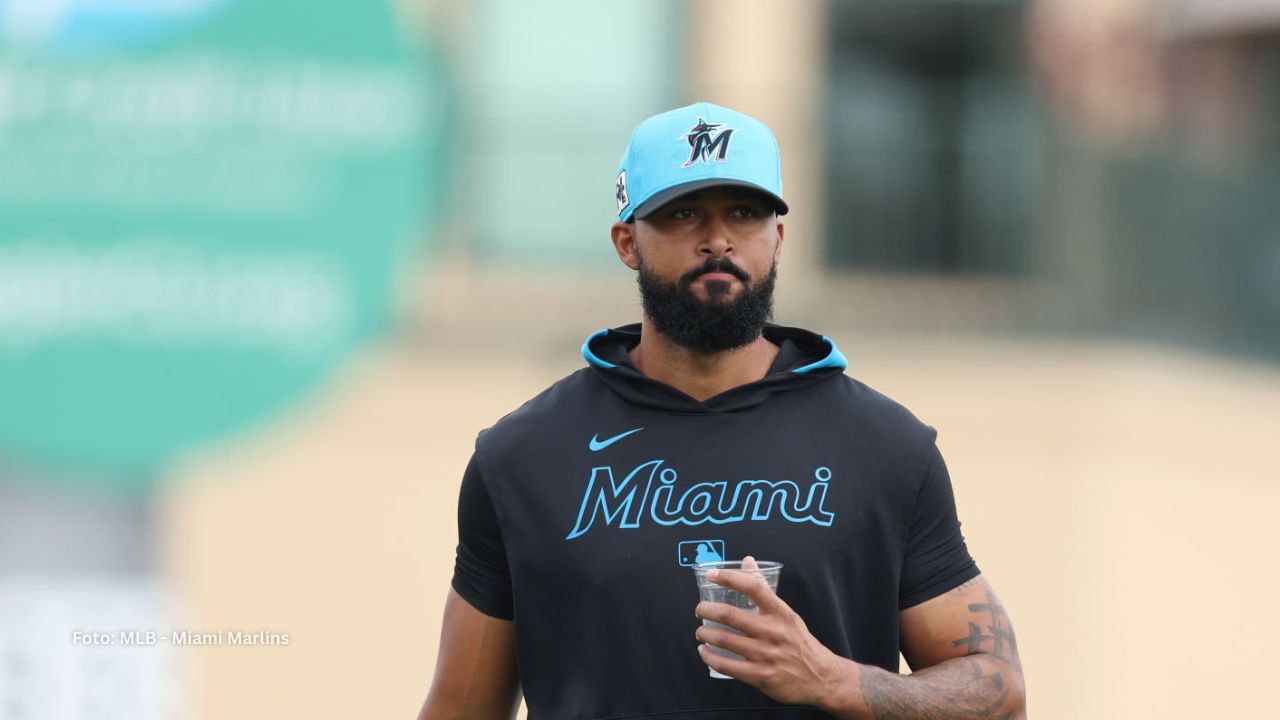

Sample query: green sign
[0,0,446,488]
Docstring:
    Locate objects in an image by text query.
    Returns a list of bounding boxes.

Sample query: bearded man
[417,103,1026,720]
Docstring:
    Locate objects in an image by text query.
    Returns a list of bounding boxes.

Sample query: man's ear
[611,221,640,271]
[773,219,785,266]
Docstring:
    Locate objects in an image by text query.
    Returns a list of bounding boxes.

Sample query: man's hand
[694,563,1026,720]
[694,556,854,707]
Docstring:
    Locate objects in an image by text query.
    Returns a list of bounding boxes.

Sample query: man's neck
[627,319,780,403]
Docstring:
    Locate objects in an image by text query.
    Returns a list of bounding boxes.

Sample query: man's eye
[732,206,761,218]
[670,208,697,220]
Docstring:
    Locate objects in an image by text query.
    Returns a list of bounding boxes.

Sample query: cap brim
[632,179,789,220]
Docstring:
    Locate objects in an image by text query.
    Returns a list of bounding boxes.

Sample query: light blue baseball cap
[615,102,788,222]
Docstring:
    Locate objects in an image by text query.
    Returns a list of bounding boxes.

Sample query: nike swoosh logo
[588,427,644,452]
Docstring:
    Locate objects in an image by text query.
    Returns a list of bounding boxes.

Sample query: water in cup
[692,558,783,679]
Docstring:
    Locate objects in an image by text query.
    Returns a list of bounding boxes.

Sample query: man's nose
[699,214,733,258]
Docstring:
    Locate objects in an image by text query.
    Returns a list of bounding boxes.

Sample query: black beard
[636,254,777,355]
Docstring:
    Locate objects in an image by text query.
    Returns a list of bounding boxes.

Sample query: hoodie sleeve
[898,440,981,610]
[450,453,514,620]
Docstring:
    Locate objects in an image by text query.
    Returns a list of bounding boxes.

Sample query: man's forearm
[819,654,1026,720]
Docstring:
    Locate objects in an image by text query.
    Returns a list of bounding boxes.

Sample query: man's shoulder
[474,367,602,453]
[823,372,938,444]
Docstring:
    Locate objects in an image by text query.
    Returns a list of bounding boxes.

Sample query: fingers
[696,622,763,658]
[706,564,783,613]
[695,600,773,638]
[742,555,759,571]
[698,642,753,680]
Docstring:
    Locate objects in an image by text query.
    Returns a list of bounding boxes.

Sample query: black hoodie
[451,323,979,719]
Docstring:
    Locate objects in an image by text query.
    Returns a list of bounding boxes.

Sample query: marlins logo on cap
[682,117,734,167]
[615,102,788,221]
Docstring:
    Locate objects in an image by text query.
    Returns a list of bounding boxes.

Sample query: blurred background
[0,0,1277,718]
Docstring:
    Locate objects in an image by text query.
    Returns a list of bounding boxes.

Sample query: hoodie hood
[581,323,848,414]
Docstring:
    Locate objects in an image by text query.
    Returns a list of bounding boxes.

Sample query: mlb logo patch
[615,170,629,212]
[677,539,725,567]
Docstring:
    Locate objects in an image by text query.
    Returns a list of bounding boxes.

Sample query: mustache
[679,257,751,287]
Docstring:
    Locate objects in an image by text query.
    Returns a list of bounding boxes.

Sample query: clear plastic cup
[692,559,783,679]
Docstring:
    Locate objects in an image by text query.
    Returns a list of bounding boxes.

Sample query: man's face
[619,186,784,354]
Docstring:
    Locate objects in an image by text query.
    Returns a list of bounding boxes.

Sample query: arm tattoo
[861,656,1012,720]
[859,581,1024,719]
[951,591,1021,671]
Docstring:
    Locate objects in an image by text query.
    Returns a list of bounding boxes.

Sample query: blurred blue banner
[0,0,448,489]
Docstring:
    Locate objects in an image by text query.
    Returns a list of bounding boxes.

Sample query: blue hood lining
[792,336,848,374]
[582,328,616,369]
[582,328,847,373]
